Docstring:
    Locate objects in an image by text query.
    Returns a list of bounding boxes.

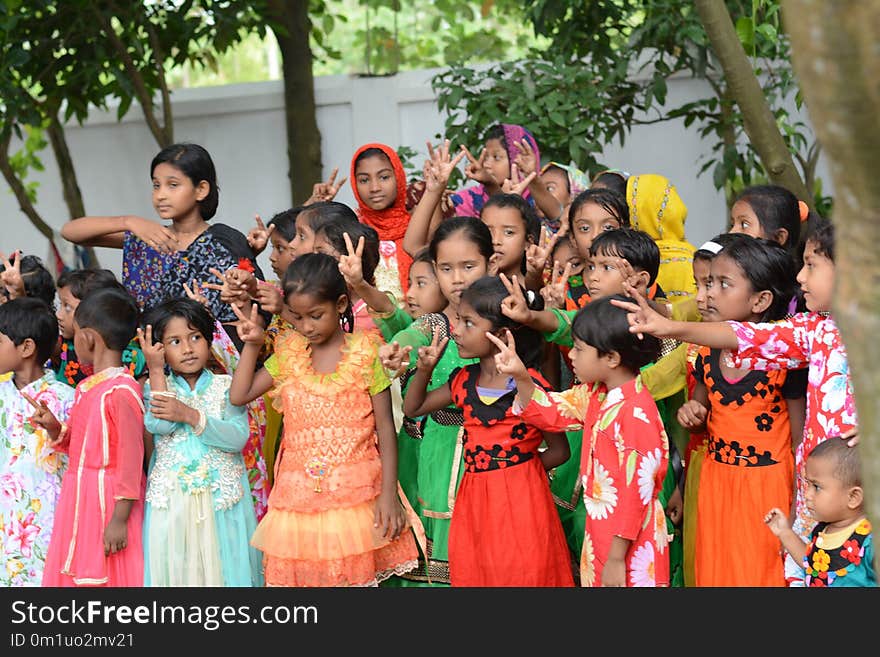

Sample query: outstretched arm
[402,328,453,417]
[61,215,178,254]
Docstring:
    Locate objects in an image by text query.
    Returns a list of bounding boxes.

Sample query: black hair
[809,436,862,489]
[282,252,353,333]
[550,233,577,260]
[56,268,120,301]
[716,233,797,322]
[354,147,392,168]
[1,254,56,309]
[484,124,506,150]
[693,232,739,264]
[589,228,660,286]
[733,185,800,252]
[482,193,542,246]
[0,297,59,363]
[300,201,359,236]
[150,143,219,220]
[460,276,545,369]
[314,218,380,286]
[142,298,215,345]
[572,294,660,374]
[267,207,304,243]
[568,188,630,234]
[73,287,139,351]
[543,164,570,195]
[411,247,433,267]
[805,214,834,262]
[428,216,494,264]
[591,171,628,197]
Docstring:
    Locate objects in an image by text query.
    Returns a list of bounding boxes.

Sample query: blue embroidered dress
[143,369,262,586]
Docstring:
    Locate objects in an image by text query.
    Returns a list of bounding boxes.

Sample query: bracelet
[192,410,207,436]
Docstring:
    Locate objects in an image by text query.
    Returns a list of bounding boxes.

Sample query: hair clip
[798,200,809,222]
[697,240,723,254]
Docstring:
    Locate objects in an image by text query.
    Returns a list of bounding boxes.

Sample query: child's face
[569,338,607,385]
[451,300,494,360]
[803,453,853,524]
[586,249,643,299]
[151,162,207,222]
[542,169,570,207]
[706,253,763,322]
[692,258,712,321]
[433,232,488,307]
[728,200,765,240]
[405,261,445,318]
[286,292,345,346]
[0,331,23,373]
[481,205,529,277]
[268,234,295,280]
[571,202,622,259]
[290,213,317,259]
[482,138,510,184]
[160,317,211,383]
[355,154,397,211]
[797,239,834,312]
[56,286,80,340]
[552,239,585,278]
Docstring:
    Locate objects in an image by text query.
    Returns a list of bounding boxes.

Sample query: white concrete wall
[0,65,829,278]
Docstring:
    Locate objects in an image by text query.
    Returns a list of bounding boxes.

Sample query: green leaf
[625,451,638,486]
[735,16,754,54]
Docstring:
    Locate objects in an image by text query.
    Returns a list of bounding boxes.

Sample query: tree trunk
[782,0,880,523]
[694,0,812,206]
[0,132,55,241]
[267,0,323,205]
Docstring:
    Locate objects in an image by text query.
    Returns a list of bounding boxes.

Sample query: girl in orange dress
[228,253,418,586]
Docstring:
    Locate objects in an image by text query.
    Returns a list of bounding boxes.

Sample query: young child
[137,298,262,586]
[615,222,848,587]
[765,437,874,586]
[728,184,802,254]
[479,193,541,284]
[500,295,670,587]
[403,276,572,586]
[228,253,418,586]
[0,252,56,309]
[0,298,74,586]
[403,248,446,321]
[54,269,146,387]
[33,287,145,587]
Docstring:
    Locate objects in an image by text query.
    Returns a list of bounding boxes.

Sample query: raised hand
[127,216,178,254]
[461,145,492,185]
[513,138,538,177]
[254,281,284,315]
[676,399,708,430]
[136,325,166,371]
[610,256,644,293]
[0,250,24,299]
[305,167,347,205]
[841,426,859,447]
[424,139,466,193]
[415,326,448,372]
[338,232,365,288]
[181,280,209,308]
[203,267,250,308]
[763,507,791,537]
[21,391,63,444]
[609,285,674,340]
[246,214,274,255]
[499,273,532,324]
[230,300,265,344]
[379,341,413,377]
[501,163,537,197]
[525,226,560,278]
[540,260,572,310]
[485,329,529,381]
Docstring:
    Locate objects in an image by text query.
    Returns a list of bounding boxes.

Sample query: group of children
[0,124,873,588]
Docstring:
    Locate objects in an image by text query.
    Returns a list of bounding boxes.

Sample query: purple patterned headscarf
[452,123,541,217]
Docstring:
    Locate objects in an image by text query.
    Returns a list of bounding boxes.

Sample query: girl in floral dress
[228,253,418,586]
[502,295,670,587]
[0,298,73,586]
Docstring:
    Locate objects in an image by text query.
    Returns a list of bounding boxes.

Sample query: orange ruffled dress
[252,330,418,586]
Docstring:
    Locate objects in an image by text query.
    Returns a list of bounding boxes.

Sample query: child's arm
[539,431,570,470]
[105,385,146,556]
[21,392,66,447]
[338,232,396,315]
[136,326,177,436]
[228,303,275,406]
[195,386,250,453]
[499,273,565,335]
[371,386,407,540]
[677,379,708,433]
[60,215,177,253]
[603,536,632,587]
[764,508,807,564]
[401,328,453,417]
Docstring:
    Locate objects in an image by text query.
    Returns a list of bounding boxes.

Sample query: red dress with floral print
[447,365,573,586]
[517,376,670,587]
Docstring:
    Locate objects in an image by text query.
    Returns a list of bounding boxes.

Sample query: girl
[378,217,491,586]
[228,253,418,587]
[728,184,802,254]
[538,163,591,231]
[1,298,73,586]
[619,234,804,586]
[498,295,670,587]
[33,288,145,587]
[616,216,857,587]
[404,248,446,321]
[403,276,572,586]
[138,299,262,586]
[350,143,412,301]
[591,169,630,198]
[568,188,630,289]
[479,193,541,283]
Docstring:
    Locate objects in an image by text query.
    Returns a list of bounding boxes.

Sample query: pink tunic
[42,368,145,587]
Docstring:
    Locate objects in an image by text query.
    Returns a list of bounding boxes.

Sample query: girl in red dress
[403,276,573,586]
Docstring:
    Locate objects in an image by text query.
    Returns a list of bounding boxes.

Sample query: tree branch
[145,19,173,145]
[0,131,55,241]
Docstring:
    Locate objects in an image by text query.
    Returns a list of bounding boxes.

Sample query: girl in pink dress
[33,287,145,587]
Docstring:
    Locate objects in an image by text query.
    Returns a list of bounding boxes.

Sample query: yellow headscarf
[626,174,697,302]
